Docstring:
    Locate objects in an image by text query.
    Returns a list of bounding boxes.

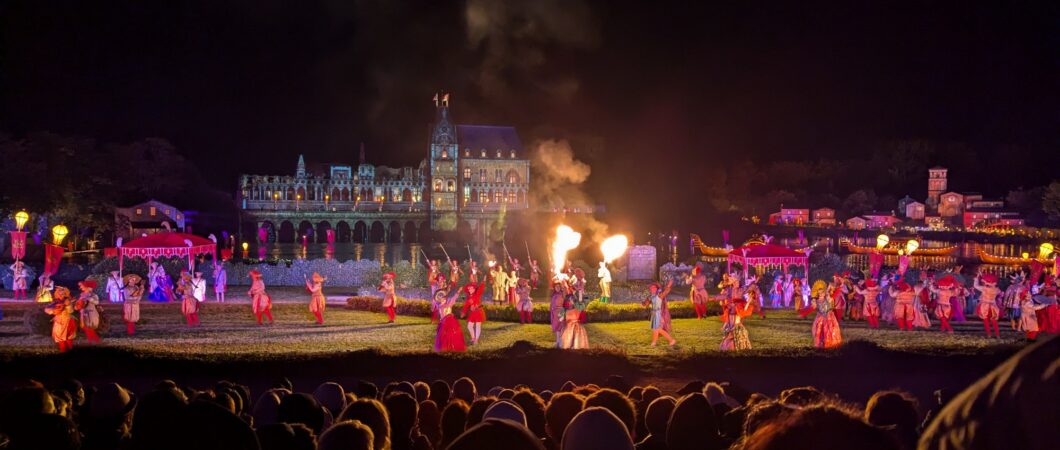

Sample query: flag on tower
[433,93,439,106]
[442,93,450,107]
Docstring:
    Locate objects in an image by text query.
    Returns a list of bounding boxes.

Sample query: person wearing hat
[45,286,77,352]
[306,272,327,324]
[744,275,766,319]
[213,262,228,302]
[798,280,842,348]
[930,276,958,333]
[429,272,451,323]
[460,282,487,345]
[433,285,466,352]
[830,273,849,322]
[190,271,207,303]
[1017,281,1047,340]
[248,270,273,325]
[105,270,124,303]
[643,277,676,347]
[974,271,1002,338]
[448,258,463,287]
[122,274,144,335]
[9,260,28,300]
[887,279,918,331]
[490,263,508,306]
[516,278,534,324]
[35,273,55,303]
[560,288,590,349]
[854,278,882,329]
[75,279,102,343]
[378,271,397,323]
[550,277,570,347]
[507,268,520,306]
[180,273,201,327]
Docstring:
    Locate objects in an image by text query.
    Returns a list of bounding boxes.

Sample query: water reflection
[242,243,486,266]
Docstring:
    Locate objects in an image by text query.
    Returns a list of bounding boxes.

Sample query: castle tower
[296,154,306,178]
[429,93,458,230]
[927,166,947,210]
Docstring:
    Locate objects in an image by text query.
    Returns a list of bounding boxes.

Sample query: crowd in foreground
[0,335,1055,450]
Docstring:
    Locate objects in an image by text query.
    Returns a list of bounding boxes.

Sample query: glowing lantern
[241,242,249,251]
[1040,243,1054,259]
[875,234,889,249]
[550,224,582,274]
[14,211,29,231]
[904,239,919,255]
[51,224,69,245]
[600,235,629,263]
[1021,252,1030,259]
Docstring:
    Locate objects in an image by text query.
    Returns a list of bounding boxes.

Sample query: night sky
[2,1,1058,231]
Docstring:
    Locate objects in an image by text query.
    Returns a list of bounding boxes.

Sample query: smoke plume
[530,139,609,243]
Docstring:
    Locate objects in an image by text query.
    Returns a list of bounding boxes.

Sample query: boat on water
[690,233,731,256]
[840,238,958,256]
[975,247,1052,265]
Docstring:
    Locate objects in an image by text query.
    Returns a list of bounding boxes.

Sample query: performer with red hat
[178,272,200,327]
[930,275,959,333]
[45,287,77,352]
[854,278,882,329]
[75,280,102,343]
[122,274,144,335]
[889,280,917,331]
[306,272,327,324]
[379,272,397,323]
[973,271,1002,338]
[460,282,487,345]
[248,270,273,325]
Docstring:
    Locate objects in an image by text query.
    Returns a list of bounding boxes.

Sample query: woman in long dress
[516,278,533,324]
[559,301,589,349]
[644,278,676,347]
[550,279,568,347]
[433,288,466,352]
[379,272,397,323]
[122,274,144,335]
[248,270,273,325]
[307,272,326,325]
[801,280,842,349]
[45,287,77,352]
[460,282,487,345]
[429,273,449,323]
[720,295,752,351]
[911,281,933,329]
[75,280,101,343]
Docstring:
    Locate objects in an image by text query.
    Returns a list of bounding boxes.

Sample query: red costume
[248,271,273,325]
[974,274,1002,338]
[461,283,487,323]
[931,276,958,333]
[379,272,397,323]
[890,281,917,331]
[307,272,326,324]
[45,288,77,352]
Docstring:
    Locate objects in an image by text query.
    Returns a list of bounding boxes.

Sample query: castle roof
[456,125,524,152]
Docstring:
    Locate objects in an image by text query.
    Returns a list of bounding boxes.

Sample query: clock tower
[429,93,459,230]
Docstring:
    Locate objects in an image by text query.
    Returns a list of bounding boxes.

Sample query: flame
[551,224,582,274]
[600,234,629,263]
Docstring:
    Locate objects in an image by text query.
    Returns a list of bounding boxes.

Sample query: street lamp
[296,193,302,211]
[14,211,29,231]
[51,224,69,245]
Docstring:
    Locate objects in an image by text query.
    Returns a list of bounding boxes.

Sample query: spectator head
[704,382,740,409]
[539,390,554,403]
[561,407,634,450]
[743,405,899,450]
[393,382,416,398]
[447,418,546,450]
[677,381,705,396]
[466,396,497,428]
[483,399,527,426]
[257,423,301,450]
[560,381,576,392]
[4,386,57,419]
[87,382,137,431]
[318,419,374,450]
[583,388,636,436]
[339,398,391,450]
[416,399,442,446]
[779,386,826,407]
[488,386,504,397]
[627,386,644,401]
[130,385,189,450]
[353,380,379,400]
[545,392,584,444]
[6,413,81,450]
[277,393,326,434]
[273,377,294,391]
[429,380,451,407]
[499,389,517,400]
[59,378,85,407]
[640,386,662,404]
[439,399,470,448]
[182,400,261,450]
[644,396,677,439]
[313,382,348,418]
[865,390,920,450]
[253,391,283,427]
[453,377,477,404]
[744,401,795,437]
[605,375,631,394]
[667,393,723,450]
[413,382,430,403]
[383,392,419,440]
[511,390,548,439]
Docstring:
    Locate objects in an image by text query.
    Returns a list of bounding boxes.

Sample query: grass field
[0,300,1023,361]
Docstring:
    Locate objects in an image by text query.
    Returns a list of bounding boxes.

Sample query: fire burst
[600,235,629,264]
[551,224,582,274]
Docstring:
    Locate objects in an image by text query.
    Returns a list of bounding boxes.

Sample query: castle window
[464,148,470,157]
[446,180,456,192]
[479,169,487,182]
[135,208,142,215]
[507,191,516,204]
[463,186,470,203]
[507,170,519,184]
[463,168,471,180]
[496,149,502,158]
[494,191,502,203]
[495,169,503,181]
[434,180,442,192]
[510,150,516,158]
[441,150,448,158]
[481,149,486,157]
[150,207,157,216]
[480,191,489,203]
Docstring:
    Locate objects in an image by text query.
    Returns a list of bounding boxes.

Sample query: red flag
[43,243,64,275]
[9,231,27,260]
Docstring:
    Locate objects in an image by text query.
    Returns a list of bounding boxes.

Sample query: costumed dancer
[448,259,462,287]
[10,261,28,300]
[930,276,958,333]
[248,270,273,325]
[529,259,541,290]
[379,272,397,323]
[516,278,533,324]
[490,265,508,306]
[468,260,479,284]
[597,262,612,303]
[307,272,327,325]
[744,276,766,319]
[716,273,739,325]
[889,280,917,331]
[830,273,849,322]
[460,282,486,345]
[191,271,207,303]
[769,275,783,308]
[429,272,450,323]
[180,273,201,327]
[951,279,968,322]
[973,272,1002,338]
[550,278,568,347]
[797,277,810,310]
[644,278,676,347]
[147,262,171,302]
[44,287,77,352]
[1003,273,1025,330]
[432,287,466,352]
[1037,275,1059,334]
[75,280,101,343]
[570,268,587,308]
[122,274,143,335]
[782,274,795,308]
[800,280,842,349]
[105,271,124,303]
[559,293,589,349]
[428,260,441,285]
[911,279,933,329]
[854,278,882,329]
[35,273,55,303]
[880,274,897,324]
[1018,282,1047,340]
[213,263,227,302]
[507,269,519,306]
[689,272,709,319]
[720,291,753,351]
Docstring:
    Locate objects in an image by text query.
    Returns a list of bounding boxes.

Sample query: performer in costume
[550,278,568,347]
[951,281,968,322]
[460,282,487,345]
[490,265,508,305]
[509,257,523,278]
[180,274,201,327]
[468,260,479,284]
[122,274,144,335]
[911,280,933,329]
[428,260,441,285]
[644,278,676,346]
[448,259,462,287]
[307,272,327,324]
[596,261,613,304]
[75,280,101,343]
[213,263,227,302]
[1003,273,1025,330]
[889,280,917,331]
[379,272,397,323]
[769,275,783,308]
[690,272,709,319]
[880,274,897,324]
[720,293,752,351]
[782,274,795,308]
[930,275,958,333]
[1017,282,1047,340]
[559,297,589,349]
[973,272,1002,338]
[45,287,77,352]
[571,268,587,308]
[798,277,811,310]
[507,269,519,306]
[248,270,273,325]
[800,280,842,349]
[10,261,28,300]
[854,278,882,329]
[433,288,466,352]
[1037,275,1059,334]
[191,271,207,303]
[35,273,55,303]
[746,276,767,319]
[105,271,124,303]
[716,273,739,325]
[516,278,534,324]
[529,259,541,290]
[429,272,450,323]
[829,273,848,322]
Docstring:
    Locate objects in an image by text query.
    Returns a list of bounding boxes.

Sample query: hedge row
[344,296,721,323]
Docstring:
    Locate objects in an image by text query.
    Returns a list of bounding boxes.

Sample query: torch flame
[600,235,629,264]
[551,224,582,274]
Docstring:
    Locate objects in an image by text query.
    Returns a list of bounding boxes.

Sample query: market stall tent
[118,232,216,274]
[727,239,811,279]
